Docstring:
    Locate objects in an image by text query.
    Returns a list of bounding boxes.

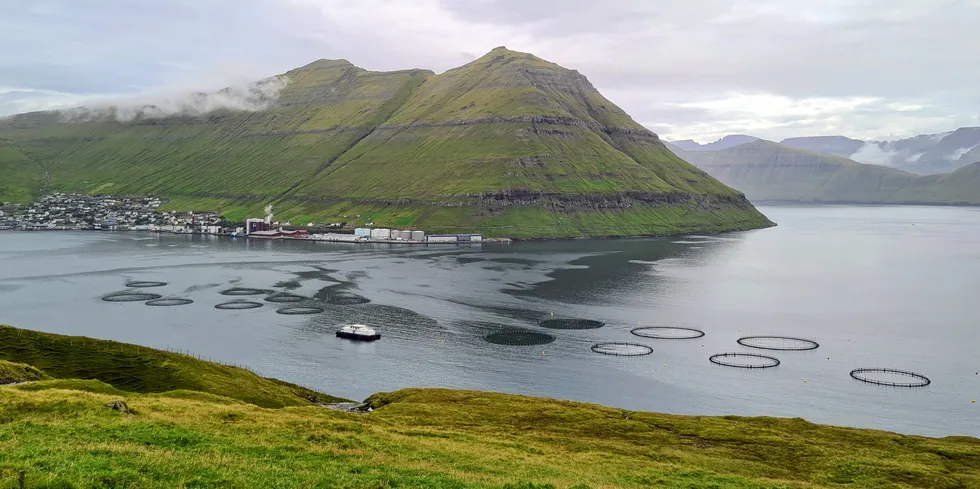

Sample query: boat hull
[336,331,381,341]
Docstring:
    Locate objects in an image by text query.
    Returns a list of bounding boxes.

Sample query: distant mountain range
[666,139,980,205]
[669,127,980,175]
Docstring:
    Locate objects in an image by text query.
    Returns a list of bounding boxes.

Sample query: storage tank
[354,228,371,237]
[398,230,411,240]
[470,234,483,242]
[411,230,425,241]
[370,228,391,240]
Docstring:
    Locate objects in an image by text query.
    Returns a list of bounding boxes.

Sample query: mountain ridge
[667,139,980,204]
[0,48,772,238]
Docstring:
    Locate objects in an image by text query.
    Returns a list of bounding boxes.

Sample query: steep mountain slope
[668,134,758,152]
[780,135,866,158]
[0,48,772,238]
[670,140,980,204]
[888,162,980,204]
[670,140,921,203]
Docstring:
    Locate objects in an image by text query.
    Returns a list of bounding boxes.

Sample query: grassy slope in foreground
[1,325,979,488]
[0,325,345,408]
[0,49,772,238]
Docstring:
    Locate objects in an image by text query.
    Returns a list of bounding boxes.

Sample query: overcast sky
[2,0,978,142]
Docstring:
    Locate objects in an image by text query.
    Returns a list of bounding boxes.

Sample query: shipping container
[425,235,458,243]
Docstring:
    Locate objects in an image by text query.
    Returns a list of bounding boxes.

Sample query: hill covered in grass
[0,325,345,408]
[1,324,979,488]
[668,140,980,204]
[0,48,772,238]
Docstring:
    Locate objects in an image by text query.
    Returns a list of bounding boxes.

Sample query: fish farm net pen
[631,326,705,339]
[144,298,194,306]
[264,294,306,303]
[276,306,325,315]
[220,288,268,296]
[590,342,654,356]
[709,352,781,368]
[102,292,163,302]
[850,368,931,387]
[484,330,556,346]
[538,318,605,330]
[125,281,167,288]
[215,301,264,310]
[737,336,819,351]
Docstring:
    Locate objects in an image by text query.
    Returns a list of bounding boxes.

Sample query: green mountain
[668,140,980,204]
[0,48,771,238]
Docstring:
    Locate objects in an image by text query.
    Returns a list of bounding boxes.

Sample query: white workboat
[336,324,381,341]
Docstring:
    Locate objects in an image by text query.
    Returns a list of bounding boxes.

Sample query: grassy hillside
[0,48,772,238]
[0,325,345,408]
[667,140,980,204]
[0,360,48,384]
[889,162,980,204]
[1,326,978,489]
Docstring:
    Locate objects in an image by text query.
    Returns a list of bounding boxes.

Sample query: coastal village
[0,193,485,244]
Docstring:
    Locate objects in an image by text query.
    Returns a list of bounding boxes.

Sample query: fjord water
[1,205,977,437]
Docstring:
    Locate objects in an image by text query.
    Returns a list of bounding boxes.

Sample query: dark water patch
[0,284,22,293]
[292,266,341,282]
[277,306,325,315]
[488,257,539,266]
[103,292,163,302]
[456,257,485,264]
[215,301,263,310]
[484,329,556,346]
[220,288,268,296]
[538,318,605,330]
[631,327,705,340]
[850,368,931,387]
[265,293,307,303]
[322,294,371,306]
[183,283,222,294]
[709,353,780,369]
[272,279,303,290]
[126,281,167,288]
[591,342,653,356]
[145,298,194,306]
[737,336,819,351]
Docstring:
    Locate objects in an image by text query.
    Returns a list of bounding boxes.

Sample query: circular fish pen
[484,329,556,346]
[538,318,605,330]
[850,368,931,387]
[102,292,163,302]
[322,295,371,306]
[264,293,306,303]
[125,281,167,288]
[214,301,264,310]
[220,288,268,296]
[276,306,325,315]
[590,342,653,356]
[144,298,193,306]
[737,336,819,351]
[631,326,705,340]
[709,352,780,369]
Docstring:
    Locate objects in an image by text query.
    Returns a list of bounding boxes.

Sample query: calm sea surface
[1,205,977,437]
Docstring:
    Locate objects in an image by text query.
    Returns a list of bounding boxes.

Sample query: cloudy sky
[2,0,978,142]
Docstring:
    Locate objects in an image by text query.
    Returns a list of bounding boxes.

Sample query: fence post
[19,470,25,489]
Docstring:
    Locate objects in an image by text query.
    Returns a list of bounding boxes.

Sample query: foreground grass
[1,326,977,488]
[1,386,978,489]
[0,326,345,408]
